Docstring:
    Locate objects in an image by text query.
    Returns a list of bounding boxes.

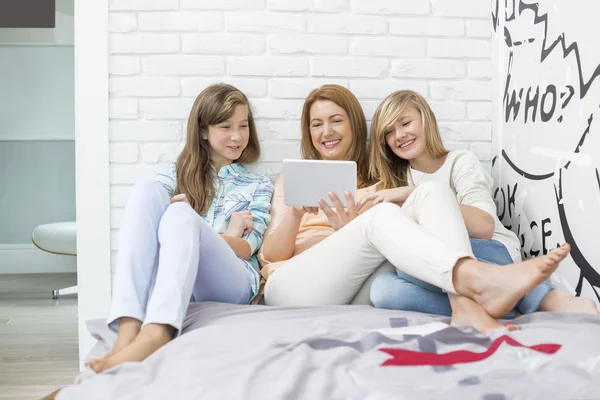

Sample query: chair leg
[52,285,79,299]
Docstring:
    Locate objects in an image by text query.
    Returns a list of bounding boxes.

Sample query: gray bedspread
[57,302,600,400]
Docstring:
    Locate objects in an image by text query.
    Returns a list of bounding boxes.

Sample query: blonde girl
[364,90,597,326]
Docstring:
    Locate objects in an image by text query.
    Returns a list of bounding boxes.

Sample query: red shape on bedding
[380,335,561,366]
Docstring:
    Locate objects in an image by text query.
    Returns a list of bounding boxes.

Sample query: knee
[364,202,409,232]
[366,202,411,229]
[158,202,203,237]
[370,201,404,217]
[129,180,170,206]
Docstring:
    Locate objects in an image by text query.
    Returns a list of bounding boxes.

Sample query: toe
[504,323,520,331]
[558,245,570,257]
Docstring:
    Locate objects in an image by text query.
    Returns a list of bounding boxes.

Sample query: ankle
[118,317,142,335]
[140,323,174,343]
[452,257,482,297]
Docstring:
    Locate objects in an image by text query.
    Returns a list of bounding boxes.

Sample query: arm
[218,175,274,261]
[240,176,275,260]
[459,204,495,240]
[356,185,416,213]
[260,174,303,263]
[452,152,496,240]
[262,214,303,262]
[220,235,252,260]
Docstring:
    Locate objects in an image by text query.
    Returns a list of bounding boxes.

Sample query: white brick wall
[108,0,493,252]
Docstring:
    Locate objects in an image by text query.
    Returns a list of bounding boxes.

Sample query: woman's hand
[290,206,319,218]
[170,193,190,204]
[356,186,416,211]
[318,191,358,231]
[224,210,254,238]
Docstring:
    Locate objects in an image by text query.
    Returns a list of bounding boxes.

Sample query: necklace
[409,160,435,186]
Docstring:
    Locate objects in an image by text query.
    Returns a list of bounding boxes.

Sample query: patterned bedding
[57,302,600,400]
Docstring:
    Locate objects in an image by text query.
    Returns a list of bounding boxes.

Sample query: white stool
[31,221,77,299]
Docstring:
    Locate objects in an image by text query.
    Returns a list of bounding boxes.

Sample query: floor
[0,274,78,400]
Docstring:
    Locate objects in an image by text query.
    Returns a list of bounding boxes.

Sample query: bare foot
[89,323,173,374]
[89,338,132,368]
[539,289,599,314]
[455,244,571,318]
[449,294,519,334]
[88,317,141,371]
[113,317,143,352]
[88,354,111,372]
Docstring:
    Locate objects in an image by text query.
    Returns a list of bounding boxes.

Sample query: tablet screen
[283,159,357,207]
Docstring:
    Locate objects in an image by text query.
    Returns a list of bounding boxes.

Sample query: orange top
[258,173,378,280]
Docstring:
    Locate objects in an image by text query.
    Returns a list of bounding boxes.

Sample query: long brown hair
[174,83,260,215]
[369,90,448,189]
[300,84,372,188]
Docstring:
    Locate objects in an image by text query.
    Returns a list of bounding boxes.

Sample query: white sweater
[408,150,521,262]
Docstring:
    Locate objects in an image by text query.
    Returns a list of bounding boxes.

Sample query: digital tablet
[283,159,357,207]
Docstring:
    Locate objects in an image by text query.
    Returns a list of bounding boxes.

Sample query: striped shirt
[155,162,275,299]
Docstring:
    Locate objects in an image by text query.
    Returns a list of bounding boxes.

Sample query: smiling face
[369,90,449,188]
[205,103,250,171]
[308,100,353,161]
[384,106,428,163]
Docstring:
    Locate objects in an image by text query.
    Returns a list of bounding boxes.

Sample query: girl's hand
[318,191,358,231]
[356,187,416,211]
[355,197,382,215]
[224,210,254,238]
[170,193,190,204]
[290,206,319,218]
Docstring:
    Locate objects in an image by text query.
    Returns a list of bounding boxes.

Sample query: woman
[258,84,388,305]
[259,85,571,331]
[364,90,598,321]
[89,84,274,373]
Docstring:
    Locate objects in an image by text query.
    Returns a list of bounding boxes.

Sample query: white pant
[264,181,474,306]
[107,181,252,335]
[348,261,396,305]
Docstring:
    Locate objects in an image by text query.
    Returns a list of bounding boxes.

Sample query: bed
[56,302,600,399]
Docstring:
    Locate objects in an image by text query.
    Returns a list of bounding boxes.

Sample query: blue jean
[107,181,252,335]
[370,238,552,318]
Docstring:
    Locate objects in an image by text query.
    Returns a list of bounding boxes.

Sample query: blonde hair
[369,90,448,189]
[300,84,372,188]
[174,83,260,215]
